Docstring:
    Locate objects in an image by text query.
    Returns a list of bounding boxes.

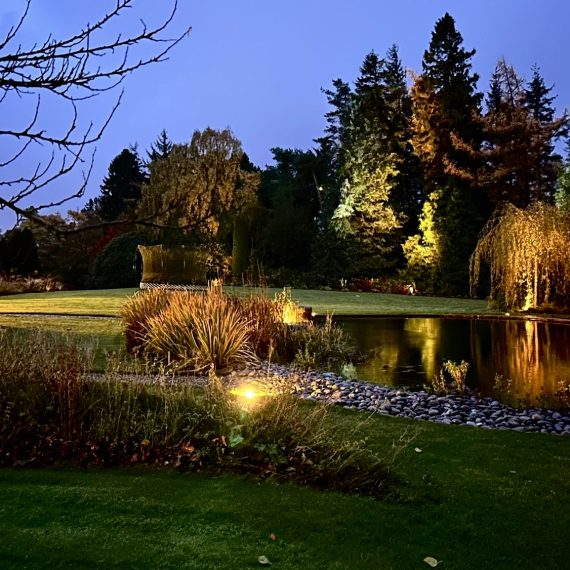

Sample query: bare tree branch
[0,0,191,231]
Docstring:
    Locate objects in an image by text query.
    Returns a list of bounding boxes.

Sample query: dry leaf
[258,555,272,566]
[424,556,441,567]
[415,447,423,453]
[270,533,277,541]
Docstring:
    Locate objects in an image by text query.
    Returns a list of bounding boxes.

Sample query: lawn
[0,410,568,569]
[0,286,497,317]
[0,288,497,371]
[0,315,123,370]
[0,287,567,569]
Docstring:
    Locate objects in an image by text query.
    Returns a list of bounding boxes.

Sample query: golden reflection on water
[473,319,570,406]
[340,317,570,408]
[404,318,441,381]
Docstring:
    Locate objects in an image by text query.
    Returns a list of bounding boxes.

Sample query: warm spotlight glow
[230,384,269,410]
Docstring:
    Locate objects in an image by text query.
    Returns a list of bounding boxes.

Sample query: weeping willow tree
[470,203,570,310]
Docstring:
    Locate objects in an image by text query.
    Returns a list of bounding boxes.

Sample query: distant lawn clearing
[0,315,122,370]
[0,286,497,317]
[0,287,496,372]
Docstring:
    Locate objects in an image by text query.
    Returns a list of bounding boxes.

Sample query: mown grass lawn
[0,287,497,371]
[0,410,568,569]
[0,288,568,569]
[0,315,123,371]
[0,286,499,317]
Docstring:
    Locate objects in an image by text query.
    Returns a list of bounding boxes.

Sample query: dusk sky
[1,0,569,229]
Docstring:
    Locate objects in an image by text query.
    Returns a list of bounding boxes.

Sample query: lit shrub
[426,359,469,395]
[121,289,172,353]
[144,289,256,373]
[238,294,288,360]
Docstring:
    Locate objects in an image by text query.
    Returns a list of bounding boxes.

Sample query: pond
[335,316,570,408]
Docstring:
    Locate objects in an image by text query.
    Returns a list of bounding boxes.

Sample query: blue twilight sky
[1,0,569,230]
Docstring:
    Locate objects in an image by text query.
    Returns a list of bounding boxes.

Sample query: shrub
[90,233,145,289]
[0,275,64,296]
[291,314,359,371]
[121,289,172,353]
[426,360,469,394]
[144,289,256,373]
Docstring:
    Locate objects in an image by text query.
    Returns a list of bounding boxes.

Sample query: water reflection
[336,317,570,408]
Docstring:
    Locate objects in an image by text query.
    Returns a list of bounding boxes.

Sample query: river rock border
[226,363,570,436]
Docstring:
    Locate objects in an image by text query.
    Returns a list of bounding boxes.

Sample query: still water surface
[336,316,570,407]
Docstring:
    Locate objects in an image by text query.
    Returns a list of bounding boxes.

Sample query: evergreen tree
[257,148,324,272]
[524,65,569,199]
[328,49,410,276]
[147,129,174,163]
[407,13,483,293]
[88,147,147,221]
[475,60,568,207]
[525,66,556,123]
[317,79,354,178]
[382,45,424,233]
[331,158,402,276]
[231,153,261,279]
[555,141,570,210]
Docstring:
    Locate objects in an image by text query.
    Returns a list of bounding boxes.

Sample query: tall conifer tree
[407,13,483,293]
[86,147,147,222]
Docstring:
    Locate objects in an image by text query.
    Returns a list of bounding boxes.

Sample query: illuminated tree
[407,13,483,292]
[477,60,568,208]
[139,129,244,236]
[555,143,570,210]
[470,203,570,310]
[402,190,441,287]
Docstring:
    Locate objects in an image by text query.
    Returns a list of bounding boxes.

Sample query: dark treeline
[3,13,569,296]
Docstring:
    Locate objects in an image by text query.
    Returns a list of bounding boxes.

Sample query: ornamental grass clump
[291,314,359,371]
[144,289,256,373]
[121,287,359,377]
[121,289,172,353]
[0,329,90,445]
[238,294,288,360]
